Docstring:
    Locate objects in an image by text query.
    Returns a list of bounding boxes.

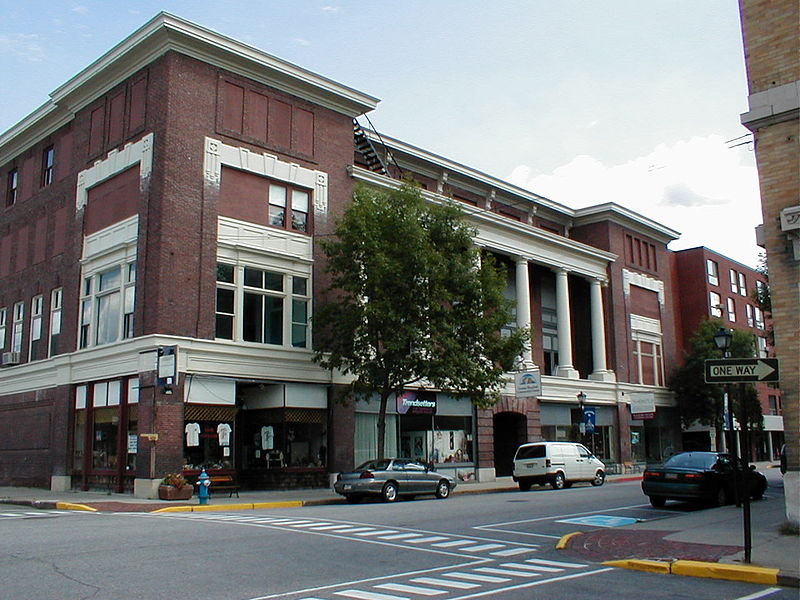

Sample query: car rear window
[357,459,391,471]
[516,445,546,460]
[664,453,717,469]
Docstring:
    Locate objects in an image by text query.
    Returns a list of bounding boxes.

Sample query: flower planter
[158,485,193,501]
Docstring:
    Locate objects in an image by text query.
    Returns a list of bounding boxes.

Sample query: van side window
[562,445,579,458]
[578,446,591,458]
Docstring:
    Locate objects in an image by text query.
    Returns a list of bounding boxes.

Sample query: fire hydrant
[197,468,211,505]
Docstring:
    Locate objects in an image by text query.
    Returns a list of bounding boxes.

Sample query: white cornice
[1,12,379,163]
[574,202,680,243]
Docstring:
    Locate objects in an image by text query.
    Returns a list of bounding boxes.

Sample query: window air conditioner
[1,352,21,366]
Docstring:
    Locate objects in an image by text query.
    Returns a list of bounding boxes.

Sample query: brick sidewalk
[561,529,742,563]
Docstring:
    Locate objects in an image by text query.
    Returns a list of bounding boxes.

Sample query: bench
[208,474,240,498]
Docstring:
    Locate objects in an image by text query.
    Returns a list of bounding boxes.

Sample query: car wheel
[752,482,766,501]
[518,480,532,492]
[381,481,398,503]
[345,494,362,504]
[435,480,451,499]
[649,495,666,507]
[591,471,606,486]
[712,486,729,507]
[551,472,566,490]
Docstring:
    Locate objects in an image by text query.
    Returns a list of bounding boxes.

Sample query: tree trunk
[376,391,390,459]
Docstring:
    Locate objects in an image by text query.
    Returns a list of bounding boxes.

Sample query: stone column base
[475,467,496,482]
[555,366,580,379]
[50,475,71,492]
[134,478,162,499]
[589,370,616,382]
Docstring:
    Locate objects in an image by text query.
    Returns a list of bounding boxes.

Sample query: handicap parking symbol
[556,515,638,528]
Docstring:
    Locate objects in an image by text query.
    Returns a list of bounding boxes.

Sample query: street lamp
[576,392,589,449]
[714,327,732,358]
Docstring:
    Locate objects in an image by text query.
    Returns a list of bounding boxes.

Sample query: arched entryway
[493,412,527,476]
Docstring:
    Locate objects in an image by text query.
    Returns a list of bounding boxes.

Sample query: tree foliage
[669,318,763,446]
[313,182,528,458]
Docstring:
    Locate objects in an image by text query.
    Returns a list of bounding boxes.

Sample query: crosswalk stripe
[526,558,587,568]
[501,562,562,573]
[410,577,479,590]
[444,571,510,583]
[309,524,355,530]
[353,530,399,537]
[289,522,331,528]
[378,532,423,540]
[491,547,535,556]
[375,582,447,595]
[475,566,541,578]
[462,543,506,552]
[334,589,407,600]
[430,540,475,548]
[332,527,376,534]
[406,536,450,544]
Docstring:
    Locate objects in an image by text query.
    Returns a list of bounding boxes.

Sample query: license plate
[527,464,535,469]
[343,484,352,490]
[665,473,678,480]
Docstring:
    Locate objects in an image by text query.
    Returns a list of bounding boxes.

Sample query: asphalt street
[0,478,793,600]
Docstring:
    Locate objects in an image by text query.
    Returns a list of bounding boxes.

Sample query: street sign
[704,358,780,383]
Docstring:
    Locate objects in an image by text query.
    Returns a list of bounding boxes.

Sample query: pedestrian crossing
[0,510,72,520]
[292,558,591,600]
[158,512,541,558]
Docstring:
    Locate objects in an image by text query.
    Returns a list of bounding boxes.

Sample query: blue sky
[0,1,762,266]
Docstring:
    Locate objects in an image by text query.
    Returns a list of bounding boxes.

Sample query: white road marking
[446,567,615,600]
[378,532,424,540]
[445,571,510,583]
[500,562,562,573]
[375,582,447,595]
[490,547,533,557]
[406,536,450,544]
[309,524,356,530]
[332,527,376,534]
[410,577,479,590]
[734,589,783,600]
[431,540,477,548]
[474,566,540,578]
[462,543,506,552]
[526,558,587,568]
[334,590,408,600]
[353,530,400,537]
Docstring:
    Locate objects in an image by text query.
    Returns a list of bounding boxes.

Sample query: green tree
[669,318,762,450]
[313,182,528,459]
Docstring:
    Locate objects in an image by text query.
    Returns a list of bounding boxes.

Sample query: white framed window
[215,262,310,348]
[746,304,754,327]
[729,269,738,293]
[0,307,6,351]
[737,272,747,296]
[79,261,136,349]
[706,259,719,286]
[29,295,43,359]
[11,301,24,353]
[726,297,736,322]
[757,336,768,358]
[753,306,765,330]
[49,288,62,357]
[709,291,722,318]
[632,339,664,386]
[268,182,311,233]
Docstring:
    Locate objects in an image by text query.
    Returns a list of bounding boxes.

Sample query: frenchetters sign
[396,391,437,415]
[630,393,656,420]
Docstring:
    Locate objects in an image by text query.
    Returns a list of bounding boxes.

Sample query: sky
[0,1,764,267]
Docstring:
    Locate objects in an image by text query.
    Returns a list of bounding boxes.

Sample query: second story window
[746,304,754,327]
[754,306,765,330]
[268,183,310,233]
[737,272,747,296]
[6,168,18,206]
[709,291,722,318]
[41,146,55,187]
[0,307,6,350]
[79,262,136,349]
[726,297,736,322]
[11,301,24,354]
[49,288,62,357]
[706,259,719,286]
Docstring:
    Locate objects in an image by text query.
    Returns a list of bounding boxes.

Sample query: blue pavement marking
[555,514,638,528]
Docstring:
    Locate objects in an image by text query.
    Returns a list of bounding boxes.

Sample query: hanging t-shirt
[185,422,200,447]
[261,425,274,450]
[217,423,232,446]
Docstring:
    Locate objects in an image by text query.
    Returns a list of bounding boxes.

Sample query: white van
[512,441,605,490]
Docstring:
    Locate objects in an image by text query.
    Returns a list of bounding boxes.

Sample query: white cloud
[0,33,45,62]
[72,5,89,15]
[508,135,763,267]
[321,6,341,13]
[293,38,311,46]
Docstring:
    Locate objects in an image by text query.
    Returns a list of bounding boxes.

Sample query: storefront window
[240,408,326,469]
[184,420,235,470]
[401,415,473,465]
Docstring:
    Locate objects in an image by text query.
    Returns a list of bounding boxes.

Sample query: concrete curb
[602,558,781,586]
[55,502,97,512]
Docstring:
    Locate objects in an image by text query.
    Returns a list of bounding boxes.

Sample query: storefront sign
[157,345,177,387]
[396,391,437,415]
[127,434,138,454]
[630,393,656,420]
[514,370,542,398]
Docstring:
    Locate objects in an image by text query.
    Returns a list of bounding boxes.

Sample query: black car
[642,451,767,508]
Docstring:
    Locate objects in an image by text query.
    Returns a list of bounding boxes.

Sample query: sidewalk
[2,467,797,587]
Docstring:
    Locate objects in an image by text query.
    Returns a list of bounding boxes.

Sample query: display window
[241,408,327,470]
[183,405,237,470]
[400,414,473,465]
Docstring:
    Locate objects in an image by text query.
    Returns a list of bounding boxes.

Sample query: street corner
[554,528,742,565]
[602,558,780,586]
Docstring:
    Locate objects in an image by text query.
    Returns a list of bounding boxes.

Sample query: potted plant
[158,473,193,501]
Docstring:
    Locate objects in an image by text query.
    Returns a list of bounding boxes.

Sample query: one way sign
[704,358,780,383]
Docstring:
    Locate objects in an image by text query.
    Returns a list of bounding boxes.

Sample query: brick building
[739,0,800,525]
[673,247,783,457]
[0,13,763,496]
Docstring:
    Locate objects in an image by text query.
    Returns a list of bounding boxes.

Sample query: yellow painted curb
[55,502,98,512]
[603,559,672,574]
[152,500,305,513]
[671,560,778,585]
[556,532,583,550]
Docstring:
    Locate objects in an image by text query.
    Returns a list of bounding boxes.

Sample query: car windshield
[664,453,717,469]
[356,459,391,471]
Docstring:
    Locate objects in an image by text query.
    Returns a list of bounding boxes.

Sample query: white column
[555,269,578,378]
[588,277,615,382]
[515,257,533,368]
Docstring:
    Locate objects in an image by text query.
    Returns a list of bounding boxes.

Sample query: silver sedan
[334,458,457,503]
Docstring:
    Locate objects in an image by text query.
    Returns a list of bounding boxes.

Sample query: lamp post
[577,391,586,435]
[712,326,751,563]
